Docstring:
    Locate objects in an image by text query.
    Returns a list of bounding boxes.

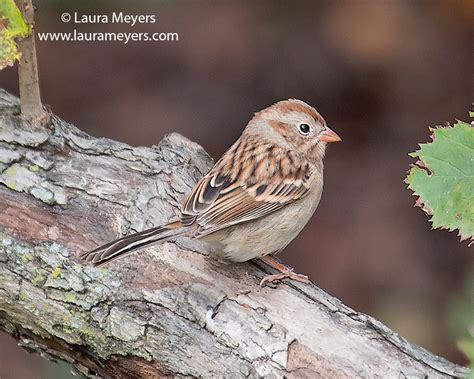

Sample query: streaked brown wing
[181,134,312,237]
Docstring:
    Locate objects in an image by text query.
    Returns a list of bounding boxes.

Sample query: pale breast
[200,173,324,262]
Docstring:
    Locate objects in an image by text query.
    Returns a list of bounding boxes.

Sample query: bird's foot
[259,255,309,287]
[259,271,309,287]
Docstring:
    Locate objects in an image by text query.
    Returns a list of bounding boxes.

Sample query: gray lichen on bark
[0,89,468,378]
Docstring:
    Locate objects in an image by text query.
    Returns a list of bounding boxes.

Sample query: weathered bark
[0,89,468,378]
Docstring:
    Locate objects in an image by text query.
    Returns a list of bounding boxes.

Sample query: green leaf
[0,0,30,70]
[448,266,474,375]
[459,337,474,361]
[406,120,474,244]
[458,339,474,378]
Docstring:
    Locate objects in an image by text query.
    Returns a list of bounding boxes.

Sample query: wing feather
[181,134,314,237]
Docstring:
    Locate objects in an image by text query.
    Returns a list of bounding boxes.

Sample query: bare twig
[14,0,50,126]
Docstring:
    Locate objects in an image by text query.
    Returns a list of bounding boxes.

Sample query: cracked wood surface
[0,89,468,378]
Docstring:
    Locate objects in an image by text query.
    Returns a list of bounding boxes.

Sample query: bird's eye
[298,123,311,135]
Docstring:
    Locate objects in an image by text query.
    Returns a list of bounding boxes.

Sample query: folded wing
[181,135,313,238]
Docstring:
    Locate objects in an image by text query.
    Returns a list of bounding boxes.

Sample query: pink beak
[319,127,342,143]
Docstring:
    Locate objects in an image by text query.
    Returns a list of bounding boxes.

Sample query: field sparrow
[80,99,341,286]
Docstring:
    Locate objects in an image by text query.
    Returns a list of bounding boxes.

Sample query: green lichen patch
[29,164,40,172]
[1,163,67,205]
[79,324,108,347]
[5,243,35,268]
[5,180,16,190]
[2,163,36,191]
[51,267,61,278]
[45,287,103,311]
[4,164,16,177]
[19,251,34,263]
[45,269,85,292]
[31,270,48,286]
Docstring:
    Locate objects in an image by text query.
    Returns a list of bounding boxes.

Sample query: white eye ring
[297,123,311,135]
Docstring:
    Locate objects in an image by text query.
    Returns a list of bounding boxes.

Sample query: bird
[80,99,341,286]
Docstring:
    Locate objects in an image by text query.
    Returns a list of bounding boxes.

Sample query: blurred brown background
[0,0,472,377]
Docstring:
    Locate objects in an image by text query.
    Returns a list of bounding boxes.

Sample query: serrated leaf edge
[405,120,473,246]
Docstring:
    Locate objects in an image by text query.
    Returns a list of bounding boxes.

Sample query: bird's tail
[80,221,186,265]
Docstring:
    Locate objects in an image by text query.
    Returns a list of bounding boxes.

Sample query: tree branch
[0,89,468,378]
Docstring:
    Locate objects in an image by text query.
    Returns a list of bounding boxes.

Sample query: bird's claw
[259,271,309,287]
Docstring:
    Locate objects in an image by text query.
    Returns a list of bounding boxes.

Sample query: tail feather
[80,221,186,265]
